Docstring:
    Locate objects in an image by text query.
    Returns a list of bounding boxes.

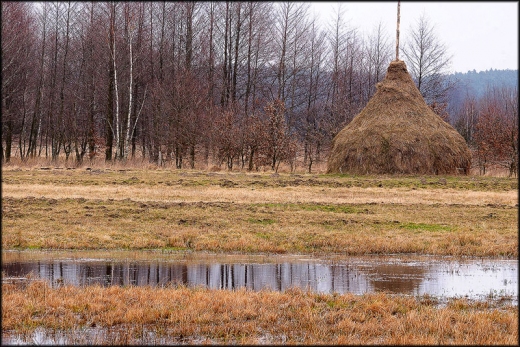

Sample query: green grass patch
[255,232,271,240]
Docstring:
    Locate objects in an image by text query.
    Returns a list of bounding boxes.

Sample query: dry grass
[2,280,517,345]
[2,151,514,176]
[2,167,518,256]
[2,183,516,205]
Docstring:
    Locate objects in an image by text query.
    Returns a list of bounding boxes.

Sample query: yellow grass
[2,183,517,206]
[2,167,518,256]
[2,280,517,345]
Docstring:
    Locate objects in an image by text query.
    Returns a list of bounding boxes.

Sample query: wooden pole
[396,1,400,60]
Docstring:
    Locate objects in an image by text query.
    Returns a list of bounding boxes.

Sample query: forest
[2,2,518,175]
[450,69,517,100]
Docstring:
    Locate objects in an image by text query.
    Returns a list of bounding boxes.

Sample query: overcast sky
[309,1,518,73]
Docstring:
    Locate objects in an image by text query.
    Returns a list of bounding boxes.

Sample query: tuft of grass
[247,218,276,225]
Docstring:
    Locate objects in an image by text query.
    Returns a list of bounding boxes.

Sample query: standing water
[2,250,517,304]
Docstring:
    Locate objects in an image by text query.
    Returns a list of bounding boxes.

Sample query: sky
[309,1,519,73]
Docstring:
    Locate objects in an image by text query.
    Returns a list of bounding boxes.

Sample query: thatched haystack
[327,60,471,175]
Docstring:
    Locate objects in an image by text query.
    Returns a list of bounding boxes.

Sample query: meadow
[2,164,518,344]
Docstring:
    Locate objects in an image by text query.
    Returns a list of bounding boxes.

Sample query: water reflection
[2,252,517,301]
[3,261,369,293]
[361,263,426,293]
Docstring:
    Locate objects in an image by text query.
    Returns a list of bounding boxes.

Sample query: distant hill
[447,69,518,112]
[451,69,518,97]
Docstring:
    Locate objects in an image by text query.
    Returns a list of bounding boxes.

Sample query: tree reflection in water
[2,254,517,301]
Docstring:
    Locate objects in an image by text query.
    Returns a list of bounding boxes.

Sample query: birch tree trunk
[112,7,120,160]
[123,13,133,160]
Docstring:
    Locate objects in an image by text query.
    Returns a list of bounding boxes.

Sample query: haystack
[327,59,471,175]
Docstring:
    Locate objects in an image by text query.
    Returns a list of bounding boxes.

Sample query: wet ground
[2,250,517,302]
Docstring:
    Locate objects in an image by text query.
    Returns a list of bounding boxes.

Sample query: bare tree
[28,3,49,159]
[454,95,479,145]
[104,2,117,161]
[122,3,145,161]
[364,21,392,100]
[327,3,347,109]
[84,2,99,162]
[301,14,328,173]
[401,14,454,106]
[1,2,36,162]
[325,4,363,133]
[273,2,309,102]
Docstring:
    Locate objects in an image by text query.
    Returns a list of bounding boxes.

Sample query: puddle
[2,250,517,303]
[2,326,209,346]
[2,326,186,346]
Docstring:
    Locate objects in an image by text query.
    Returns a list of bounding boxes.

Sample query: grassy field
[2,167,517,256]
[2,166,518,345]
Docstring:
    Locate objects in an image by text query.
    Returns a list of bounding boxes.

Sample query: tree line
[2,2,517,175]
[450,69,517,100]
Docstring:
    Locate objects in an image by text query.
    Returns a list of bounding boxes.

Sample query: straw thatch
[327,60,471,175]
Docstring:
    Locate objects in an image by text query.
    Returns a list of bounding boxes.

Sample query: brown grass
[327,60,472,175]
[2,168,517,256]
[2,280,517,345]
